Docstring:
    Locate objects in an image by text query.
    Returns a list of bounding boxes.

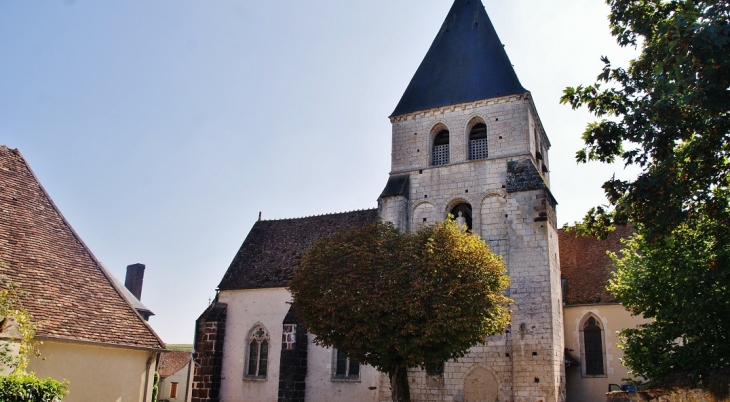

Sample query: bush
[0,372,68,401]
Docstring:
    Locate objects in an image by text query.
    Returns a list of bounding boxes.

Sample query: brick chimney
[124,263,145,301]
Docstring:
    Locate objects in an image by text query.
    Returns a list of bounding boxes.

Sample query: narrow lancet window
[468,123,488,160]
[583,317,605,375]
[245,325,270,379]
[432,130,450,166]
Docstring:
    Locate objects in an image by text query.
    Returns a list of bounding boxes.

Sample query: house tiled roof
[558,225,634,305]
[218,209,379,290]
[0,146,164,350]
[159,350,191,377]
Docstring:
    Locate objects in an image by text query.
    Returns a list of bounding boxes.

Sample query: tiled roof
[391,0,526,117]
[558,225,634,305]
[0,146,164,350]
[218,209,379,290]
[159,350,191,377]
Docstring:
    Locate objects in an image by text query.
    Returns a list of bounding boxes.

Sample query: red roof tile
[158,351,191,377]
[0,146,164,350]
[558,225,634,305]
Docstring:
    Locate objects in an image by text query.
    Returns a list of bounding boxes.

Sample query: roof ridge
[260,208,378,222]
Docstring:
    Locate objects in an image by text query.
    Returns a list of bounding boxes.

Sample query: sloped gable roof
[158,350,191,377]
[391,0,526,117]
[0,146,164,350]
[218,209,379,290]
[558,225,634,305]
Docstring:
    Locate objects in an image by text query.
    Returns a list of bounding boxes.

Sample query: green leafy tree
[288,219,510,402]
[608,217,730,382]
[561,0,730,240]
[561,0,730,384]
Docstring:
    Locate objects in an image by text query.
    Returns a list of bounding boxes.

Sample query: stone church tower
[378,1,566,401]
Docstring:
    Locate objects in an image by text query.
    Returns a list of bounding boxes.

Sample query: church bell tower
[378,1,565,401]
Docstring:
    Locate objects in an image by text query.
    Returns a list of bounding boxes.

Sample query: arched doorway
[450,203,472,230]
[463,366,499,402]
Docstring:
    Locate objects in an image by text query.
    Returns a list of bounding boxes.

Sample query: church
[191,1,643,401]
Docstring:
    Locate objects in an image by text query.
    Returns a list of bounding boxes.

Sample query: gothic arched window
[245,324,270,379]
[468,123,488,160]
[432,129,450,166]
[581,316,606,376]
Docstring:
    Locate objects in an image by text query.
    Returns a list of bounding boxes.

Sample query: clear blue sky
[0,0,638,344]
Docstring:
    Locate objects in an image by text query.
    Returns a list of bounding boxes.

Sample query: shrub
[0,372,68,401]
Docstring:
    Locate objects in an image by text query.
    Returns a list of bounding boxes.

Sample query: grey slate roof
[379,174,410,199]
[218,209,379,290]
[391,0,527,117]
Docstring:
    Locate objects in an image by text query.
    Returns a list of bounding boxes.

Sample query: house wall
[305,333,380,402]
[160,363,193,402]
[217,288,381,402]
[563,304,649,402]
[27,339,156,402]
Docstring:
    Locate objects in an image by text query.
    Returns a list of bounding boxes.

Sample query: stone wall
[607,389,730,402]
[278,307,308,402]
[379,96,565,402]
[192,302,227,402]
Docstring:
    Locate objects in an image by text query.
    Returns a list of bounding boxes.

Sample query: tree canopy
[561,0,730,240]
[608,217,730,382]
[562,0,730,385]
[288,219,510,402]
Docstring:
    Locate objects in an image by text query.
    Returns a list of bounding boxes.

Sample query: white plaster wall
[218,288,291,402]
[27,339,155,402]
[563,305,649,402]
[305,334,380,402]
[160,362,193,402]
[219,288,382,402]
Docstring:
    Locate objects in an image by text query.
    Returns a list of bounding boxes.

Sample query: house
[191,1,646,401]
[158,350,194,402]
[0,145,166,401]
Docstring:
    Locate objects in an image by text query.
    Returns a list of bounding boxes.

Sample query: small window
[333,349,360,381]
[432,129,450,166]
[170,382,178,399]
[282,324,297,350]
[245,325,270,379]
[468,123,488,160]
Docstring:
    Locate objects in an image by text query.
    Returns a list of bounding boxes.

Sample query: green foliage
[562,0,730,385]
[609,217,730,383]
[560,0,730,241]
[289,219,510,401]
[0,372,68,401]
[0,274,37,373]
[151,371,160,402]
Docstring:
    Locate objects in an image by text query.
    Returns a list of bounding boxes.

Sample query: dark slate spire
[391,0,527,117]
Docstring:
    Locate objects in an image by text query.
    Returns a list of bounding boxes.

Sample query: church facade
[191,1,640,401]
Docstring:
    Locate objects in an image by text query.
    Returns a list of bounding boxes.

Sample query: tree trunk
[389,361,411,402]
